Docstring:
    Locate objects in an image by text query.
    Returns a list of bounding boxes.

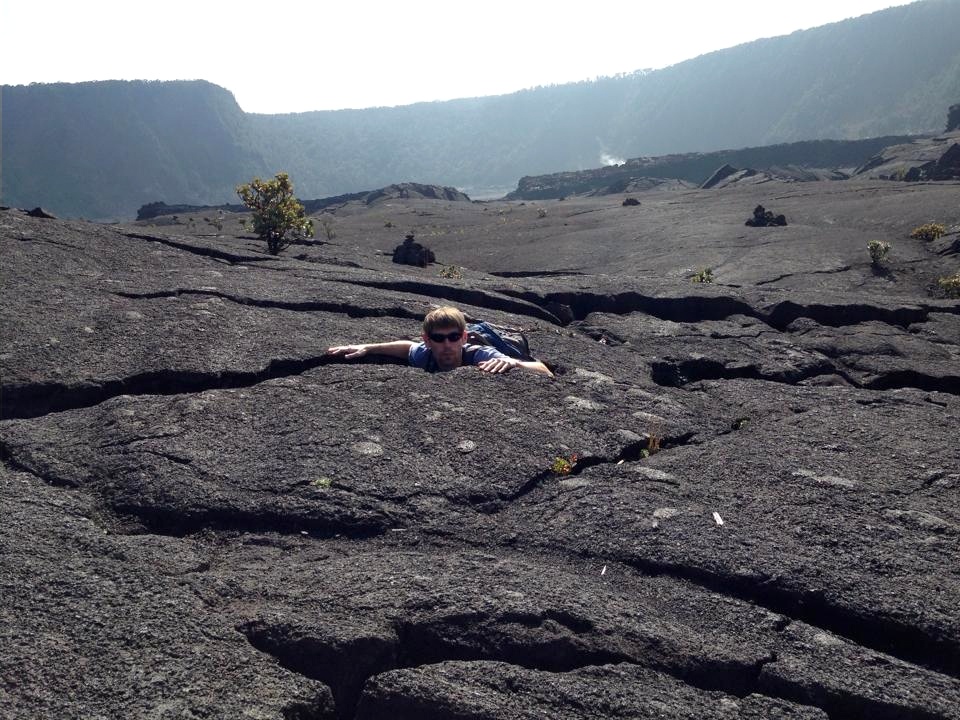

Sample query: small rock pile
[392,233,435,267]
[745,205,787,227]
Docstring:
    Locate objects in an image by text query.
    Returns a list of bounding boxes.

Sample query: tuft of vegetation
[937,271,960,298]
[551,454,578,475]
[537,207,547,219]
[646,434,661,454]
[439,265,464,279]
[236,172,314,255]
[310,477,332,489]
[910,223,946,242]
[691,267,714,283]
[318,214,336,241]
[868,239,891,268]
[208,209,224,233]
[384,220,394,228]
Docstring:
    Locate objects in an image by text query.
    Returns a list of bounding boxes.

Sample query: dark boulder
[26,207,57,219]
[392,233,435,267]
[930,143,960,180]
[622,197,640,206]
[745,205,787,227]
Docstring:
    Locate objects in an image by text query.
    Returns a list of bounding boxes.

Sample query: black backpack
[466,321,534,361]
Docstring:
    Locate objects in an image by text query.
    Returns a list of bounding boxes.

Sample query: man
[326,306,554,377]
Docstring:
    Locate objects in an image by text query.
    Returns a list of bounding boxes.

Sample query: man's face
[423,325,467,370]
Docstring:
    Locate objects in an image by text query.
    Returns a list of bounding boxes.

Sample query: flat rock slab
[0,466,332,720]
[356,661,830,719]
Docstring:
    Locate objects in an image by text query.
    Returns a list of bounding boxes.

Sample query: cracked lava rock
[1,176,959,719]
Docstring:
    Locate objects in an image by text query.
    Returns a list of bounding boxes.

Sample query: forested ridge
[3,0,959,219]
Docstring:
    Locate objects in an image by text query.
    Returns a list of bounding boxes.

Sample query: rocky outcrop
[700,164,740,189]
[304,184,471,214]
[26,207,57,219]
[365,183,470,204]
[392,233,436,267]
[853,131,960,181]
[947,103,960,133]
[507,136,914,200]
[745,205,787,226]
[136,201,245,221]
[137,184,472,222]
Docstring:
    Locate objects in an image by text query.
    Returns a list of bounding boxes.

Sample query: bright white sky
[0,0,912,113]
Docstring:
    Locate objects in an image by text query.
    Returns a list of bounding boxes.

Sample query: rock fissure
[109,500,393,540]
[1,354,411,420]
[239,610,925,720]
[488,270,585,278]
[648,355,960,397]
[495,433,697,508]
[497,288,960,335]
[0,442,80,488]
[332,279,562,325]
[649,357,845,388]
[122,232,277,264]
[113,288,425,320]
[618,555,959,681]
[755,266,853,286]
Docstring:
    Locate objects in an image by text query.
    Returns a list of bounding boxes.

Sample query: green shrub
[236,172,314,255]
[910,223,946,242]
[938,271,960,298]
[868,240,890,268]
[439,265,464,279]
[691,267,714,283]
[551,454,578,475]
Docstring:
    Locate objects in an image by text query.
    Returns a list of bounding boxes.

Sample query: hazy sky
[1,0,912,113]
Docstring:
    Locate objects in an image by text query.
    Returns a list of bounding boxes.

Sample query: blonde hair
[423,306,466,334]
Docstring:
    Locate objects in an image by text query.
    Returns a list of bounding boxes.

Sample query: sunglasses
[428,331,463,343]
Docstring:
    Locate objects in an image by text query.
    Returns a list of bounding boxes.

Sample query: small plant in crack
[637,420,664,459]
[646,434,661,455]
[731,417,750,430]
[551,454,578,475]
[310,477,333,489]
[910,223,946,242]
[691,267,714,283]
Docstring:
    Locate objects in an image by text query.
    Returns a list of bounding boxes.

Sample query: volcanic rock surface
[854,131,960,181]
[2,177,959,719]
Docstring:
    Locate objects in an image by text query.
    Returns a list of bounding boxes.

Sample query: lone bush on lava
[868,240,891,268]
[236,172,314,255]
[691,267,714,284]
[551,454,578,475]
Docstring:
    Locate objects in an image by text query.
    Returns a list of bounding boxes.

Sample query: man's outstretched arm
[326,340,416,360]
[477,357,555,377]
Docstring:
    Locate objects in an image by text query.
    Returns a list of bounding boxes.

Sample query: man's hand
[326,344,369,359]
[477,357,518,374]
